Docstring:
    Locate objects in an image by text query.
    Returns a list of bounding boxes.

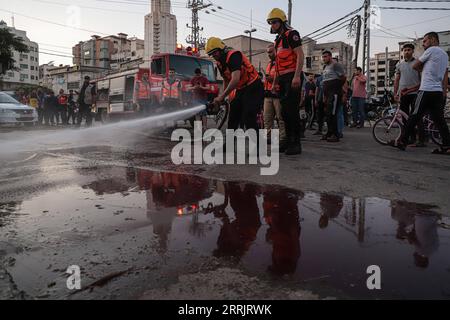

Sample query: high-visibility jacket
[264,61,279,92]
[162,79,180,99]
[275,29,298,76]
[136,80,151,100]
[218,50,259,91]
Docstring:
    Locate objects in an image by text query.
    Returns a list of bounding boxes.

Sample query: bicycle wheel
[430,117,450,147]
[372,116,402,146]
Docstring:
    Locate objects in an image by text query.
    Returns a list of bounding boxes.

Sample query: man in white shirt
[395,32,450,155]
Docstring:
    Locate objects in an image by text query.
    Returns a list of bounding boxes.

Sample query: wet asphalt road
[0,123,450,300]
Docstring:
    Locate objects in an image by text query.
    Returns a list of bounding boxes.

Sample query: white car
[0,92,38,126]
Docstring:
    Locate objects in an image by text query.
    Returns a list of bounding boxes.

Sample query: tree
[0,25,29,75]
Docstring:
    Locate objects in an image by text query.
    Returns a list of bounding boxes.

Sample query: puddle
[1,166,449,299]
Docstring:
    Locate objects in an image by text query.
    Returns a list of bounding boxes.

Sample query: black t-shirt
[305,81,316,97]
[227,51,243,72]
[276,29,302,49]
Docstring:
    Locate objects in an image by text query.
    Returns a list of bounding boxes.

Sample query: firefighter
[162,68,182,105]
[206,37,264,132]
[135,71,151,114]
[267,8,305,155]
[264,44,287,150]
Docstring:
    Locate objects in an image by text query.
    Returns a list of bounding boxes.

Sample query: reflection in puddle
[1,166,449,299]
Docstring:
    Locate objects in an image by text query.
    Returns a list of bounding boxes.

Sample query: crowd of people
[206,8,449,157]
[12,75,97,128]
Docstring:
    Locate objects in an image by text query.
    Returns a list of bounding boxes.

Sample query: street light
[244,28,257,63]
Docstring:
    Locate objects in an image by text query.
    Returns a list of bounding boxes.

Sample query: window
[168,55,216,82]
[31,75,35,80]
[20,74,29,80]
[68,82,80,90]
[20,64,29,69]
[151,58,166,76]
[20,54,28,59]
[378,68,385,73]
[30,56,35,61]
[306,57,312,69]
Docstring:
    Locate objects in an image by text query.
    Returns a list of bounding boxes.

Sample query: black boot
[279,139,288,153]
[285,136,302,155]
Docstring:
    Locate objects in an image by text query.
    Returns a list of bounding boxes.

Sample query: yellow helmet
[205,37,226,55]
[267,8,288,23]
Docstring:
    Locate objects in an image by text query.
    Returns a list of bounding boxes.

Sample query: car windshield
[169,55,216,82]
[0,93,21,104]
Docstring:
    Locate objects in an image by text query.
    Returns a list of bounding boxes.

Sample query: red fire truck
[94,48,219,122]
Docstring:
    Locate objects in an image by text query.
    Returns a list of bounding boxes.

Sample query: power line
[304,6,364,38]
[30,0,144,15]
[0,9,110,35]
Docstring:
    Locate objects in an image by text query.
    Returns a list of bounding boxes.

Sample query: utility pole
[353,15,362,70]
[288,0,293,25]
[362,0,371,97]
[385,47,389,90]
[186,0,212,50]
[245,28,257,63]
[244,11,257,64]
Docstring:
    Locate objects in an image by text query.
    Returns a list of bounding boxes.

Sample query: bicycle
[372,105,450,147]
[365,89,397,126]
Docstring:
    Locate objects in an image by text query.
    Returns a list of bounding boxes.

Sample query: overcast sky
[1,0,449,66]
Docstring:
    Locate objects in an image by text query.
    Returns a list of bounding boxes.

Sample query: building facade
[38,62,55,88]
[144,0,177,66]
[45,65,107,93]
[303,39,354,78]
[0,21,39,90]
[72,34,144,71]
[369,51,400,96]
